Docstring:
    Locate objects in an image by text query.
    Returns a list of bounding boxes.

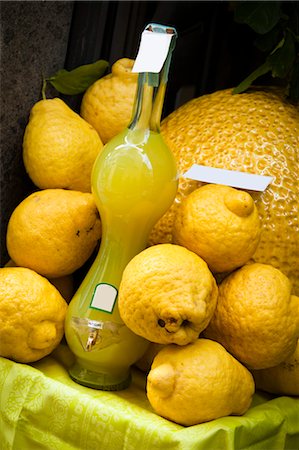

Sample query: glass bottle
[65,24,178,390]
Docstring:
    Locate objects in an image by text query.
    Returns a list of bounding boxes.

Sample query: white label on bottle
[183,164,273,192]
[90,283,118,313]
[132,30,173,73]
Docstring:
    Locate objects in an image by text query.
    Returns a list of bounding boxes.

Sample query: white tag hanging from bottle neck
[132,24,175,74]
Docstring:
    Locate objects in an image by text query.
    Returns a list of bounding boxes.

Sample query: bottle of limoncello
[65,24,178,390]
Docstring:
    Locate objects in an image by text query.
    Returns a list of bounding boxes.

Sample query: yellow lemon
[173,184,261,273]
[4,259,74,302]
[23,98,103,192]
[81,58,138,144]
[150,87,299,294]
[6,189,101,278]
[204,263,299,369]
[0,267,68,363]
[119,244,218,346]
[147,338,255,426]
[252,339,299,396]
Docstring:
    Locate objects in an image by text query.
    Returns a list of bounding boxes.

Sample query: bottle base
[68,362,131,391]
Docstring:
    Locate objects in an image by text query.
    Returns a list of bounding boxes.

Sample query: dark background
[0,1,264,265]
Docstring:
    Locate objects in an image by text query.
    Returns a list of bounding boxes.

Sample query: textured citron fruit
[252,339,299,396]
[204,263,299,369]
[0,267,68,363]
[6,189,101,278]
[147,338,255,426]
[173,184,261,273]
[119,244,218,346]
[150,87,299,294]
[23,98,103,192]
[81,58,138,144]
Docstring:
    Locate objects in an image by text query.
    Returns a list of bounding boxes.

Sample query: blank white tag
[90,283,118,313]
[132,30,173,73]
[183,164,273,192]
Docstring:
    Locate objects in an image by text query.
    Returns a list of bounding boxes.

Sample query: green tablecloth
[1,345,298,450]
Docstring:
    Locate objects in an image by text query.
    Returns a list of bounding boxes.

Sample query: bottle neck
[129,50,173,134]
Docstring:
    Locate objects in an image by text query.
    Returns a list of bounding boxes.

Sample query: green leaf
[234,1,282,34]
[267,31,296,78]
[232,61,272,94]
[46,59,109,95]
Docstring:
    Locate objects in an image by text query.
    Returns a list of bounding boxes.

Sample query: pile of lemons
[119,193,299,425]
[1,58,298,427]
[1,59,136,365]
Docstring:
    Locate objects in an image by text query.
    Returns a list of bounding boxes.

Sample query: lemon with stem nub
[23,98,103,193]
[173,184,261,273]
[81,58,138,144]
[0,267,68,363]
[147,339,255,426]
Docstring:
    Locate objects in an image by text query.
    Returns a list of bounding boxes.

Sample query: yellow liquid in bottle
[65,127,178,389]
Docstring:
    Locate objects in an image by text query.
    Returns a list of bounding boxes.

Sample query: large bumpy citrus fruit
[204,263,299,369]
[147,338,255,426]
[23,98,103,193]
[6,189,101,278]
[119,244,218,346]
[81,58,138,144]
[0,267,68,363]
[173,184,261,273]
[251,339,299,396]
[150,87,299,294]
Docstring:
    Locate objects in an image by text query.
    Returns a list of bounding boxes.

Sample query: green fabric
[0,346,298,450]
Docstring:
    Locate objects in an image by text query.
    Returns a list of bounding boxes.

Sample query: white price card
[183,164,273,192]
[90,283,118,313]
[132,29,173,74]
